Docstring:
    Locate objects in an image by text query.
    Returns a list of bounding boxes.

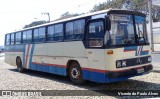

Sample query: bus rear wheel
[16,57,25,73]
[69,62,85,85]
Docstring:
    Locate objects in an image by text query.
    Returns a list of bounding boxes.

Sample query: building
[147,22,160,44]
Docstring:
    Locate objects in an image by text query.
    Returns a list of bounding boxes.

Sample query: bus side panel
[29,44,36,70]
[81,69,107,83]
[85,49,106,82]
[31,43,48,72]
[62,41,89,78]
[6,45,16,65]
[62,41,108,82]
[5,45,25,67]
[30,43,66,76]
[47,43,65,75]
[5,46,11,65]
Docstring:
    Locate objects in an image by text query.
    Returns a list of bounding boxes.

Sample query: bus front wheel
[16,57,25,73]
[69,62,85,85]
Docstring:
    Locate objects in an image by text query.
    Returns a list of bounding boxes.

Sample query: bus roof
[7,9,146,34]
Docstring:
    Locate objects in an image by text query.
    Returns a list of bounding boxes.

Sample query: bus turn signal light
[107,50,113,54]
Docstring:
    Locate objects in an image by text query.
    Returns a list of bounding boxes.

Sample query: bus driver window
[89,21,104,47]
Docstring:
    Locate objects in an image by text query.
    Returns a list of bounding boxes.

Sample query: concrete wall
[147,22,160,44]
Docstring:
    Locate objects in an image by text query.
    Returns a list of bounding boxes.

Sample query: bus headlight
[116,61,121,68]
[148,57,152,62]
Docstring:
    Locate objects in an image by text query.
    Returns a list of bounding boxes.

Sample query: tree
[54,12,83,21]
[91,0,124,12]
[23,20,47,28]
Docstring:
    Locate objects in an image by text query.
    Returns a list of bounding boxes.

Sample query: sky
[0,0,106,45]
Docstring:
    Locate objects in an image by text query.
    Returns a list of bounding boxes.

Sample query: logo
[137,58,142,64]
[2,91,11,96]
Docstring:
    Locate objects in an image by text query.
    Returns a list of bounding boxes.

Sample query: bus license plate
[137,68,144,73]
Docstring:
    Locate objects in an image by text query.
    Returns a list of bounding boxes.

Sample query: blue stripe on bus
[140,51,149,56]
[5,45,25,52]
[30,63,66,76]
[124,46,149,56]
[82,70,147,83]
[29,62,142,83]
[124,46,137,51]
[82,70,108,83]
[140,46,149,56]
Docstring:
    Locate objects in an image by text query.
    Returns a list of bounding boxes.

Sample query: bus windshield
[107,14,148,46]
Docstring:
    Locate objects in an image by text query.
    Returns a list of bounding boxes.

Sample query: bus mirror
[106,16,111,31]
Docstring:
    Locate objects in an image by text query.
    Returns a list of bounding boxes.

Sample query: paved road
[152,53,160,71]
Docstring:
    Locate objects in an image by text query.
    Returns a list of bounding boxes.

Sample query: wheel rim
[71,68,80,79]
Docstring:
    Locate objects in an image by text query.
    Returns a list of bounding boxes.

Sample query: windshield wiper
[136,24,146,44]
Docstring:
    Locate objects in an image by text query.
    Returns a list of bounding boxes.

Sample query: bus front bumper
[107,64,153,80]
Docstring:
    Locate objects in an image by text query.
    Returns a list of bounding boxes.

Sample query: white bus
[5,9,152,84]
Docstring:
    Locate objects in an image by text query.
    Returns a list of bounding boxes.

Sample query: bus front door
[85,19,106,81]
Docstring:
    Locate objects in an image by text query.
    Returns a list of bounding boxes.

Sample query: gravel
[0,57,160,99]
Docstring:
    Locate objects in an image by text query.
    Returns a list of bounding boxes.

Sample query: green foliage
[56,12,83,21]
[23,20,47,29]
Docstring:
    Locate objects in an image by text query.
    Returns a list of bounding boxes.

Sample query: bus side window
[11,33,15,45]
[65,19,85,41]
[39,27,46,42]
[65,22,74,40]
[33,29,39,42]
[74,19,85,40]
[47,25,54,41]
[26,30,32,43]
[22,31,27,43]
[54,24,63,41]
[6,34,11,45]
[15,32,21,44]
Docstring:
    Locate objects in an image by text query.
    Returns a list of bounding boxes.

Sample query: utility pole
[148,0,154,52]
[42,12,50,22]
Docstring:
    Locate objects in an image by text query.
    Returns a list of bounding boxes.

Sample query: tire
[69,62,85,85]
[16,57,25,73]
